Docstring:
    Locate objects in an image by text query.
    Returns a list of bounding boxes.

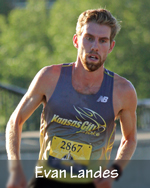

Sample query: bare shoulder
[26,64,62,103]
[114,73,136,94]
[36,64,62,81]
[114,73,137,111]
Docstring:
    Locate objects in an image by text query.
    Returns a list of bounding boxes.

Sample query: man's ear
[108,40,115,54]
[73,34,78,49]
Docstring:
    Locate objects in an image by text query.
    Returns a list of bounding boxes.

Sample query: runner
[6,8,137,188]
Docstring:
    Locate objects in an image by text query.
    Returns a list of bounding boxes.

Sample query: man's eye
[86,37,93,41]
[100,39,106,43]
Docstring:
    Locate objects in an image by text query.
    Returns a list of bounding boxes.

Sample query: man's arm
[94,79,137,188]
[113,81,137,169]
[5,66,56,188]
[6,67,49,158]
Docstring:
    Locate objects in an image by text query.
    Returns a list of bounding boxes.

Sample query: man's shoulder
[114,73,135,93]
[39,64,62,77]
[28,64,63,91]
[113,73,137,107]
[39,63,73,81]
[26,64,64,103]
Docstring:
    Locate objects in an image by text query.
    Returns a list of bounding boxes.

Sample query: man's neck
[72,61,104,94]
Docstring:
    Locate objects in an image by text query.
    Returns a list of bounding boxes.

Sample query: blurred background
[0,0,150,187]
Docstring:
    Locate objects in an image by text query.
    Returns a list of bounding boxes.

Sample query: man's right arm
[5,66,55,188]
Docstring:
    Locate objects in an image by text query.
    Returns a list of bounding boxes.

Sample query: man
[6,8,137,188]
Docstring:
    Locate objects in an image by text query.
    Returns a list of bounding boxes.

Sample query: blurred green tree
[0,0,53,88]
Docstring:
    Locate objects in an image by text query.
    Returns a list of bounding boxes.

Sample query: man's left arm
[94,82,137,188]
[114,83,137,169]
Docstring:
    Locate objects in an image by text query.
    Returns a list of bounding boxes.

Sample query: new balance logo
[97,96,109,103]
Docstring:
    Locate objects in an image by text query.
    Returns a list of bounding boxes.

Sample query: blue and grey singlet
[39,63,116,161]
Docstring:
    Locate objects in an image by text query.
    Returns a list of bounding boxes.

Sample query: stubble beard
[81,53,106,72]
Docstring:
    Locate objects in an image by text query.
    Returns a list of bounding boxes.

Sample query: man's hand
[93,177,114,188]
[7,163,27,188]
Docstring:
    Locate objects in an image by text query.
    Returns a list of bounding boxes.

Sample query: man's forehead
[82,22,111,37]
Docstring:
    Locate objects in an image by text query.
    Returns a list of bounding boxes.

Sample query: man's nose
[91,40,99,52]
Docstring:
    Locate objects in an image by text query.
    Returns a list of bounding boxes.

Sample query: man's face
[74,22,115,72]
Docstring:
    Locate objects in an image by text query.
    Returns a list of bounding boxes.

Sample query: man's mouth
[89,55,98,60]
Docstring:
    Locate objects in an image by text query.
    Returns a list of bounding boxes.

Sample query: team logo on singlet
[51,106,106,137]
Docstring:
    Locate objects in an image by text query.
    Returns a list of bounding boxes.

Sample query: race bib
[49,136,92,160]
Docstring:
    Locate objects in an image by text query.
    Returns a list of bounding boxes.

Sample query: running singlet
[38,63,116,182]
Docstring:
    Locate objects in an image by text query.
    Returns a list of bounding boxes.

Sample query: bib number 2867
[60,141,83,153]
[49,136,92,160]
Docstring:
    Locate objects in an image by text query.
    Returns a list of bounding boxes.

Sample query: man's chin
[85,62,102,72]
